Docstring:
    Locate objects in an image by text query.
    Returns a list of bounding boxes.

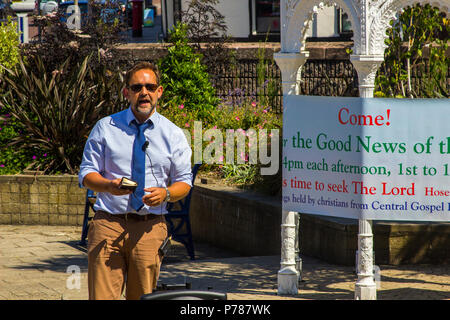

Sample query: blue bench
[79,163,201,260]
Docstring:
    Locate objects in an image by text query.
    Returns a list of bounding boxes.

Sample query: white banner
[282,96,450,221]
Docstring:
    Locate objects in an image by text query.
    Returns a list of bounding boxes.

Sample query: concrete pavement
[0,225,448,300]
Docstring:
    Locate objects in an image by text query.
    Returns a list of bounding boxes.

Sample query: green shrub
[0,6,128,175]
[0,107,34,174]
[0,54,126,174]
[158,23,219,123]
[214,97,281,192]
[160,91,282,194]
[0,16,20,73]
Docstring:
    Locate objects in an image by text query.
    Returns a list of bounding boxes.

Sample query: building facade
[160,0,352,41]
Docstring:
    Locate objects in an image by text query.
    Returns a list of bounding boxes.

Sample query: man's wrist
[164,187,171,202]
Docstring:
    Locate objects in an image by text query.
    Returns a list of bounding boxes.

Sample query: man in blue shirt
[79,62,192,300]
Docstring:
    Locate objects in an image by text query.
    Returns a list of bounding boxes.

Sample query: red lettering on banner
[338,107,391,126]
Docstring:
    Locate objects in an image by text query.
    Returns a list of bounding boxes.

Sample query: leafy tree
[23,0,127,79]
[158,23,219,124]
[179,0,234,80]
[375,4,449,98]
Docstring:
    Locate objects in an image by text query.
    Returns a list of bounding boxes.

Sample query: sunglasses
[129,83,159,93]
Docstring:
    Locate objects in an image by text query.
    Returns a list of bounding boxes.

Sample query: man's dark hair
[125,62,160,86]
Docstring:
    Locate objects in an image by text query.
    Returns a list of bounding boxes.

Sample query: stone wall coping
[0,174,79,183]
[115,41,355,60]
[194,182,281,210]
[115,41,450,61]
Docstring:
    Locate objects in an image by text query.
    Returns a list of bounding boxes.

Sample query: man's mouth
[138,98,151,106]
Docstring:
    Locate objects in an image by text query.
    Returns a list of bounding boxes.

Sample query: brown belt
[100,211,159,221]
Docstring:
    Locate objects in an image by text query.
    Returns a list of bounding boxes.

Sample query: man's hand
[83,173,132,196]
[142,187,166,207]
[108,178,134,196]
[142,182,191,207]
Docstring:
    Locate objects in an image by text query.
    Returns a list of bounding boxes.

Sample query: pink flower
[43,153,47,157]
[32,155,37,160]
[251,101,257,107]
[262,109,268,113]
[185,123,190,127]
[235,116,240,121]
[240,152,248,162]
[0,164,4,168]
[179,104,184,109]
[182,113,187,117]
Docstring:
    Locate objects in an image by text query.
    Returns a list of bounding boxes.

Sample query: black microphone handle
[142,141,149,151]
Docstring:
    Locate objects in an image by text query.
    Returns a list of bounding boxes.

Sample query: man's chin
[135,104,155,116]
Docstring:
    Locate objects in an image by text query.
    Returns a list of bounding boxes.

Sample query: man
[78,62,192,300]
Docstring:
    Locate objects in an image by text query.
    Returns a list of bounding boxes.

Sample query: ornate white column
[294,212,302,281]
[355,219,376,300]
[274,52,309,96]
[274,51,308,295]
[350,55,384,98]
[350,55,383,300]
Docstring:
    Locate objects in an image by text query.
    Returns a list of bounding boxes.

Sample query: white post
[16,13,29,44]
[350,54,384,300]
[274,52,308,295]
[277,210,299,295]
[354,219,377,300]
[295,212,302,282]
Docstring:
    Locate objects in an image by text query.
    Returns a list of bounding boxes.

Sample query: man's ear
[157,86,163,99]
[122,87,129,98]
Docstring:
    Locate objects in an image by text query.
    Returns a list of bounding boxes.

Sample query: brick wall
[0,175,85,226]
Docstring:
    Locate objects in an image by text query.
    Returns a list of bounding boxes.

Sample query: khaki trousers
[87,210,167,300]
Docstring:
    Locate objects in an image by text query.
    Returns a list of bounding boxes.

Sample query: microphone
[142,141,149,151]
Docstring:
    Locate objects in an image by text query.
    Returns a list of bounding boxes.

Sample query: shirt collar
[125,106,160,127]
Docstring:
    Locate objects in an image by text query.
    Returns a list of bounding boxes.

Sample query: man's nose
[140,87,150,95]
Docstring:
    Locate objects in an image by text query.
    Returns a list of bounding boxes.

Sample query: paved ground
[0,225,448,300]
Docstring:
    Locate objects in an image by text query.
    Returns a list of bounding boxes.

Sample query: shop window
[252,0,280,34]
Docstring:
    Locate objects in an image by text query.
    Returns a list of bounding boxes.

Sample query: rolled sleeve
[78,122,105,188]
[169,130,193,187]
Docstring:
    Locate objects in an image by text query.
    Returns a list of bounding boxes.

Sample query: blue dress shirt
[78,107,193,215]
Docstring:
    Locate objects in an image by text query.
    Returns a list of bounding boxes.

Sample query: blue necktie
[131,121,150,211]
